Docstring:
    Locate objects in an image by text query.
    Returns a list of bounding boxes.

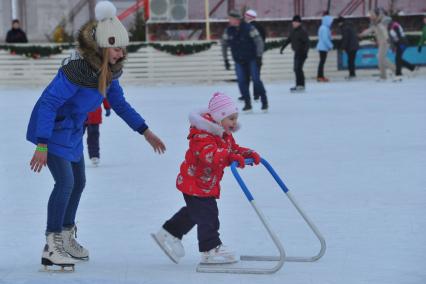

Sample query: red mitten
[229,153,245,168]
[248,151,261,165]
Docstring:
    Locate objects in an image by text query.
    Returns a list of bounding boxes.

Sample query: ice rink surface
[1,77,425,283]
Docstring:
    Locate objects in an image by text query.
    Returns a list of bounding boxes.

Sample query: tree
[129,9,146,42]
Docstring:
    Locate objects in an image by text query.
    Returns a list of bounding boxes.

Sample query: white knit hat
[208,92,238,123]
[95,1,129,48]
[245,9,257,19]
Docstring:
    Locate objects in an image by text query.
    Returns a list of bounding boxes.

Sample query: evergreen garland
[0,42,218,58]
[0,34,421,59]
[149,42,217,56]
[0,44,74,59]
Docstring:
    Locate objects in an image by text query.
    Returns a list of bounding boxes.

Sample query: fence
[0,40,409,86]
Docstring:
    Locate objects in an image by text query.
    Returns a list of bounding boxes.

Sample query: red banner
[117,0,148,21]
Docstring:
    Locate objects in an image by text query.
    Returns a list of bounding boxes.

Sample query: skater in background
[335,16,359,79]
[85,98,111,167]
[316,12,334,82]
[359,8,396,81]
[27,1,165,271]
[417,15,426,53]
[153,93,261,265]
[388,18,417,80]
[244,9,266,102]
[222,9,268,112]
[280,15,310,93]
[5,19,28,43]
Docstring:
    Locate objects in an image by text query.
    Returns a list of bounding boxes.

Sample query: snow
[1,77,425,284]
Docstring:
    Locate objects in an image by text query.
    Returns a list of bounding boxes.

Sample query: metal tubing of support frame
[236,158,325,263]
[196,199,286,274]
[240,158,326,263]
[197,157,325,274]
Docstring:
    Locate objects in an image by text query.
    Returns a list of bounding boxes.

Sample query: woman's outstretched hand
[143,129,166,154]
[30,144,48,173]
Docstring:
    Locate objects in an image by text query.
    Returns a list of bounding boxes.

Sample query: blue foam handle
[230,157,290,202]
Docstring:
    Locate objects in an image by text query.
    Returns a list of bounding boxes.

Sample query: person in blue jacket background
[26,1,166,271]
[316,12,334,82]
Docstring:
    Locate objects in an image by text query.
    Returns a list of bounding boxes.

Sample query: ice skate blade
[199,258,238,265]
[40,258,75,273]
[71,255,89,261]
[197,259,283,274]
[151,233,179,264]
[40,266,75,273]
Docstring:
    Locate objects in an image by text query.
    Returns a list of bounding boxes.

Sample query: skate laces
[210,244,232,255]
[68,227,84,252]
[52,233,70,257]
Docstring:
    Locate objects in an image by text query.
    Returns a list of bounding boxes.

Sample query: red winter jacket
[86,99,111,125]
[176,111,253,198]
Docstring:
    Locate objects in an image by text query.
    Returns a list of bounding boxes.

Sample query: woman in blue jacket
[26,1,165,271]
[316,14,334,82]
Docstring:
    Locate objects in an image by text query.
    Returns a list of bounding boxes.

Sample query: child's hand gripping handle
[230,154,261,168]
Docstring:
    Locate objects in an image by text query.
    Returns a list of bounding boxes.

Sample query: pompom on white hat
[95,1,129,48]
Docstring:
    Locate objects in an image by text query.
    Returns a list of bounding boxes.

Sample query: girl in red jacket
[85,98,111,166]
[152,92,260,264]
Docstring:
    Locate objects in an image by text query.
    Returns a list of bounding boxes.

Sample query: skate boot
[290,86,305,93]
[344,75,356,81]
[90,157,100,167]
[200,244,238,264]
[317,76,329,82]
[41,232,78,272]
[261,98,268,113]
[62,225,89,260]
[242,104,253,113]
[151,228,185,264]
[392,75,403,82]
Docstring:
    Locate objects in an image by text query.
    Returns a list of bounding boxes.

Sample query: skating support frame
[197,158,326,274]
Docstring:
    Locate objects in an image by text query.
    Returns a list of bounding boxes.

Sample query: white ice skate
[200,244,238,264]
[41,232,78,272]
[376,77,388,82]
[62,225,89,260]
[392,75,403,82]
[91,157,100,167]
[151,228,185,264]
[290,86,305,93]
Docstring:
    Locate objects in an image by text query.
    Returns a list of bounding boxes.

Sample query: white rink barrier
[0,40,408,86]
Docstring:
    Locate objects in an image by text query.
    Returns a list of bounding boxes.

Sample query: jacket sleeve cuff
[37,137,49,144]
[137,123,149,135]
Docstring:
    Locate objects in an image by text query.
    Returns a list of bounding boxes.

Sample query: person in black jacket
[5,19,28,43]
[335,16,359,79]
[244,9,266,101]
[280,15,310,92]
[222,9,268,111]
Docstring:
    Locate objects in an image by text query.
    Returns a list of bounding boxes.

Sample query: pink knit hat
[208,92,238,122]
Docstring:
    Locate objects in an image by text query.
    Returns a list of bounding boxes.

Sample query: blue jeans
[235,60,267,106]
[46,153,86,233]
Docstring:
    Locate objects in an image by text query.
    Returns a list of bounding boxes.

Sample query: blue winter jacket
[26,69,148,162]
[222,21,264,64]
[316,15,334,51]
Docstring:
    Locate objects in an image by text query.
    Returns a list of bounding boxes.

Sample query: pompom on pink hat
[208,92,239,123]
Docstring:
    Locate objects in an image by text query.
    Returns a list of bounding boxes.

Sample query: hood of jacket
[321,15,334,28]
[188,109,240,137]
